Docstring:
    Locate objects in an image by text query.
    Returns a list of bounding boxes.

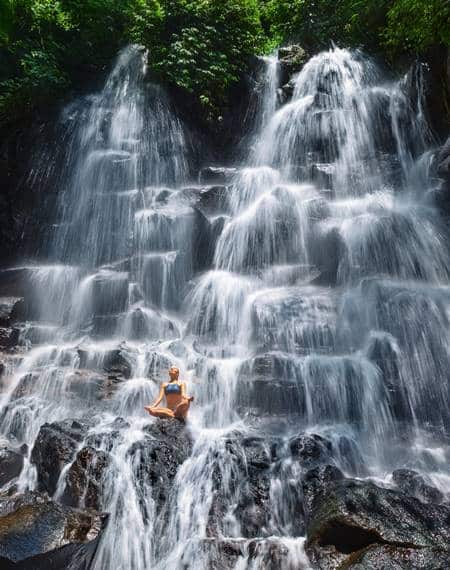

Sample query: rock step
[0,491,107,568]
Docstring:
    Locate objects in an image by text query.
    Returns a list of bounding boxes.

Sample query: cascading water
[1,44,449,569]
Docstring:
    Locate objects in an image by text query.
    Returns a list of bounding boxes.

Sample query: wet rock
[278,45,309,84]
[302,464,345,522]
[236,468,272,538]
[184,184,230,214]
[64,369,107,401]
[392,468,444,504]
[91,270,128,316]
[62,446,110,510]
[236,438,274,538]
[0,327,20,349]
[133,419,192,511]
[0,268,30,298]
[250,289,337,355]
[199,166,237,185]
[0,298,24,328]
[345,544,450,569]
[0,491,106,568]
[289,433,332,469]
[310,226,344,286]
[305,476,450,568]
[247,538,310,569]
[0,444,24,487]
[102,348,132,380]
[193,207,214,271]
[236,377,304,416]
[205,435,277,539]
[10,372,38,399]
[365,333,412,421]
[332,435,366,476]
[31,419,91,495]
[186,538,245,569]
[278,79,296,104]
[191,537,310,570]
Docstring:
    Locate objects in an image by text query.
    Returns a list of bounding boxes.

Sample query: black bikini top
[165,383,181,395]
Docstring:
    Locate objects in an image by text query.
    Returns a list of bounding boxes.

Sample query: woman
[144,366,193,420]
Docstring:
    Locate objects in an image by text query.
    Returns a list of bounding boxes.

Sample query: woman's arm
[151,384,165,408]
[181,382,194,402]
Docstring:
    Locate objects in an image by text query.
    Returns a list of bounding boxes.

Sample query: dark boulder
[0,298,24,328]
[278,45,309,84]
[278,79,296,105]
[199,167,237,185]
[289,433,332,469]
[133,419,192,512]
[0,443,24,487]
[185,538,245,570]
[309,226,344,286]
[0,269,30,298]
[193,207,214,271]
[31,419,91,496]
[365,333,412,421]
[346,544,450,569]
[0,491,106,569]
[302,464,345,522]
[392,468,444,504]
[184,185,230,215]
[235,468,272,539]
[0,327,20,349]
[236,377,304,416]
[190,537,311,570]
[63,369,108,401]
[305,476,450,568]
[102,349,132,380]
[61,446,110,510]
[90,271,129,317]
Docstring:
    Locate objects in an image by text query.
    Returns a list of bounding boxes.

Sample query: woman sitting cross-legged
[145,366,193,421]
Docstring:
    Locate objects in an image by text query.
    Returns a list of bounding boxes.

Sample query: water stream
[1,45,449,568]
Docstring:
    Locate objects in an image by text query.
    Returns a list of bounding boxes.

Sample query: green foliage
[0,0,449,127]
[258,0,450,63]
[0,0,265,123]
[0,0,164,124]
[149,0,266,118]
[259,0,391,50]
[383,0,450,55]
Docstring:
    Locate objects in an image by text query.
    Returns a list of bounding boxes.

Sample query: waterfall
[1,45,449,569]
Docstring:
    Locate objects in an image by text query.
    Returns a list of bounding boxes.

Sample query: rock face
[138,419,192,512]
[31,417,191,517]
[198,166,237,185]
[0,491,106,569]
[278,45,309,85]
[0,443,25,488]
[346,544,450,569]
[61,447,110,510]
[0,298,24,328]
[392,468,444,504]
[31,419,91,496]
[304,474,450,568]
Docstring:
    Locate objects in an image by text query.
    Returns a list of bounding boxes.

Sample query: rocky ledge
[0,491,107,569]
[30,417,191,515]
[304,465,450,568]
[1,415,449,569]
